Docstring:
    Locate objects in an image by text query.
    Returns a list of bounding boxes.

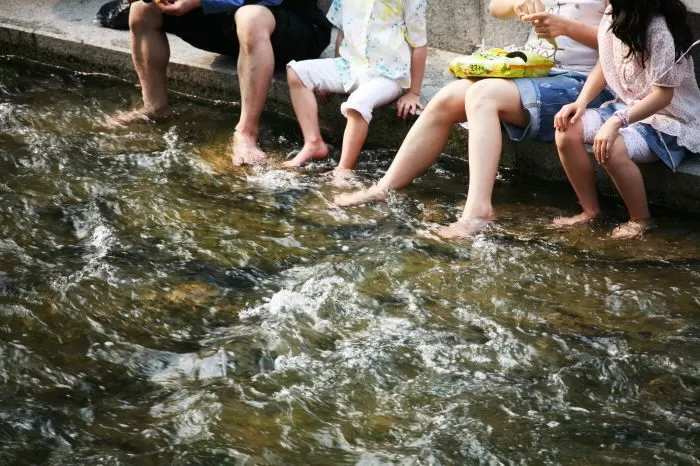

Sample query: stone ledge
[1,0,699,212]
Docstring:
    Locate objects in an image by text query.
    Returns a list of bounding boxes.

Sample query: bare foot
[329,168,362,189]
[103,108,171,128]
[432,217,494,239]
[231,131,267,166]
[611,218,654,240]
[552,211,600,227]
[282,141,329,167]
[334,184,389,207]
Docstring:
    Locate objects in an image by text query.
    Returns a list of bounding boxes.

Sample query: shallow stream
[1,57,699,464]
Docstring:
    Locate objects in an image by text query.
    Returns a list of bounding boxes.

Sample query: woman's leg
[334,79,475,206]
[552,118,602,226]
[434,79,528,238]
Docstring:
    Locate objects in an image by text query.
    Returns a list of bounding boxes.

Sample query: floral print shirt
[599,8,700,154]
[327,0,428,91]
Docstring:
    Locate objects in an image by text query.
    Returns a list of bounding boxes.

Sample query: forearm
[626,86,674,124]
[488,0,519,19]
[408,45,427,95]
[575,62,607,106]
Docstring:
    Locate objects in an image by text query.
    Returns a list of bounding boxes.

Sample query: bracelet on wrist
[613,109,629,128]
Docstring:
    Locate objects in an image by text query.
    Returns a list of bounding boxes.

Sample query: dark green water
[1,57,699,465]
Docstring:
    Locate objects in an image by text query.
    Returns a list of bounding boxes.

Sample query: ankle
[234,127,258,141]
[304,138,326,148]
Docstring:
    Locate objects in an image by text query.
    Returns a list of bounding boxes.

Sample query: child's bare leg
[552,119,601,226]
[602,138,651,239]
[334,80,474,206]
[434,79,528,239]
[283,67,329,167]
[337,109,369,170]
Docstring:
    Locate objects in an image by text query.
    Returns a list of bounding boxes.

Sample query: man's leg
[231,5,277,166]
[334,79,474,206]
[434,79,528,239]
[110,2,169,124]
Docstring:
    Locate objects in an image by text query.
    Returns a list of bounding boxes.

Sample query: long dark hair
[608,0,694,66]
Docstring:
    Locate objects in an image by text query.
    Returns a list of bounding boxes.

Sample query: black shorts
[162,6,331,70]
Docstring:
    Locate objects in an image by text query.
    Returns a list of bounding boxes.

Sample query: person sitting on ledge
[283,0,428,185]
[111,0,331,166]
[334,0,614,238]
[553,0,700,239]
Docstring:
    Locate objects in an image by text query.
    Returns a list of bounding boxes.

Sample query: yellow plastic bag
[449,48,554,79]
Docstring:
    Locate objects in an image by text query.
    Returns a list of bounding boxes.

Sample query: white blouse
[598,10,700,154]
[327,0,428,91]
[521,0,606,74]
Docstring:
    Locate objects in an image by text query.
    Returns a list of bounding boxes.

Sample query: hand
[554,102,586,132]
[157,0,201,16]
[396,92,423,119]
[514,0,545,19]
[593,117,622,164]
[521,12,570,40]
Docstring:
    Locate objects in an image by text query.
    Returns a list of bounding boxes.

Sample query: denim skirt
[504,70,615,143]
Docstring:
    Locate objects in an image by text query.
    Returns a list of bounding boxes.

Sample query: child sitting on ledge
[283,0,428,183]
[553,0,700,239]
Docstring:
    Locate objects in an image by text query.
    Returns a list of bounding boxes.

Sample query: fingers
[521,12,547,23]
[593,137,611,164]
[570,108,584,125]
[398,102,411,119]
[554,106,573,131]
[396,97,422,119]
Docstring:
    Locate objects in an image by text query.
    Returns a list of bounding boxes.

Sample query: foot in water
[328,168,362,189]
[334,184,389,206]
[611,218,654,240]
[231,131,267,166]
[552,211,600,227]
[103,108,172,128]
[431,217,494,239]
[282,141,329,167]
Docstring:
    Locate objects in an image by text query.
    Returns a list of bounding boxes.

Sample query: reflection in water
[1,57,699,464]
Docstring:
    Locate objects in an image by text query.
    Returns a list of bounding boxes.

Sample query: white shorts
[287,58,404,124]
[582,110,658,163]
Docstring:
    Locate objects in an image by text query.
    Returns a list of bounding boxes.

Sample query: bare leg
[337,109,369,170]
[602,138,651,239]
[231,5,276,166]
[108,3,169,125]
[434,79,528,239]
[334,79,475,206]
[551,119,601,226]
[282,68,329,167]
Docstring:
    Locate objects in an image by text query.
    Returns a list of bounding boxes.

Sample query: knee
[464,81,501,114]
[422,80,471,122]
[600,147,628,171]
[235,6,274,53]
[287,67,303,88]
[555,125,583,149]
[128,2,162,32]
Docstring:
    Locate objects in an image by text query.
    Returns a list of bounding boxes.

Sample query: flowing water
[1,57,699,465]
